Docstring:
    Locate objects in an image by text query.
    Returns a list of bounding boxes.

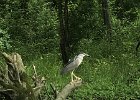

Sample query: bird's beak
[86,54,90,57]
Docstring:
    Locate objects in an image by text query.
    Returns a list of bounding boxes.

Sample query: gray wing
[74,55,77,60]
[60,60,78,75]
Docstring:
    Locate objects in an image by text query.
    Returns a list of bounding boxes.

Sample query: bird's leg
[72,71,81,81]
[73,74,81,80]
[71,71,74,82]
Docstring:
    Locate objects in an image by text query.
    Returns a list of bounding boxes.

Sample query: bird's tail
[60,67,64,75]
[60,67,68,75]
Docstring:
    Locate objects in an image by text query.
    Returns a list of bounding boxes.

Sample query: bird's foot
[76,77,82,81]
[70,79,76,84]
[73,74,81,81]
[71,72,82,83]
[72,73,81,80]
[70,79,78,84]
[70,79,82,84]
[70,77,81,83]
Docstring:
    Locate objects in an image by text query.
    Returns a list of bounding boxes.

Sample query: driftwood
[56,79,82,100]
[0,52,45,100]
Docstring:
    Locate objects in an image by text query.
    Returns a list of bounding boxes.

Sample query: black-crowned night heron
[61,53,89,82]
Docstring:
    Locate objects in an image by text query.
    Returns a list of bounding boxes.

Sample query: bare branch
[56,79,82,100]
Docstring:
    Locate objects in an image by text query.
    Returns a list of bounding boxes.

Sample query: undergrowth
[22,50,140,100]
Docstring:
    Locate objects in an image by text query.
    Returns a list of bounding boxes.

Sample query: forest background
[0,0,140,99]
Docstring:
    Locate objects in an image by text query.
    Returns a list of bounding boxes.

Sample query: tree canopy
[0,0,140,99]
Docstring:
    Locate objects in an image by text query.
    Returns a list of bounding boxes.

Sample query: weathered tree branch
[56,79,82,100]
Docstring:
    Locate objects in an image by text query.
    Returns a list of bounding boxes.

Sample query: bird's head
[78,53,89,57]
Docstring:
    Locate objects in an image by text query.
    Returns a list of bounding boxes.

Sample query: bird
[61,53,89,82]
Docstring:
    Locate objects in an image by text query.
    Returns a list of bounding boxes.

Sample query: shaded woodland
[0,0,140,99]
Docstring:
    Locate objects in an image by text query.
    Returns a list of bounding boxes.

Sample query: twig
[32,64,46,98]
[50,83,57,99]
[33,64,37,77]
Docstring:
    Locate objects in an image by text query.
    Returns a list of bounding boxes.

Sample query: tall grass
[21,43,140,100]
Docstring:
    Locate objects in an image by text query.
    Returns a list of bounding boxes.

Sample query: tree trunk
[101,0,112,40]
[57,0,69,64]
[20,0,29,18]
[64,0,69,50]
[101,0,112,55]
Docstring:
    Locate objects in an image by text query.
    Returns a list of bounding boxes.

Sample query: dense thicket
[0,0,140,99]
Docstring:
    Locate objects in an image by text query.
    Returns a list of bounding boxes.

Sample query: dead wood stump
[0,52,45,100]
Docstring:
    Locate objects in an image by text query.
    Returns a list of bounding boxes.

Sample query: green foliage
[0,0,140,99]
[0,29,11,50]
[112,0,139,22]
[68,0,103,53]
[0,0,59,54]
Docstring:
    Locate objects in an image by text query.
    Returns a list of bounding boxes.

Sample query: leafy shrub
[0,29,11,50]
